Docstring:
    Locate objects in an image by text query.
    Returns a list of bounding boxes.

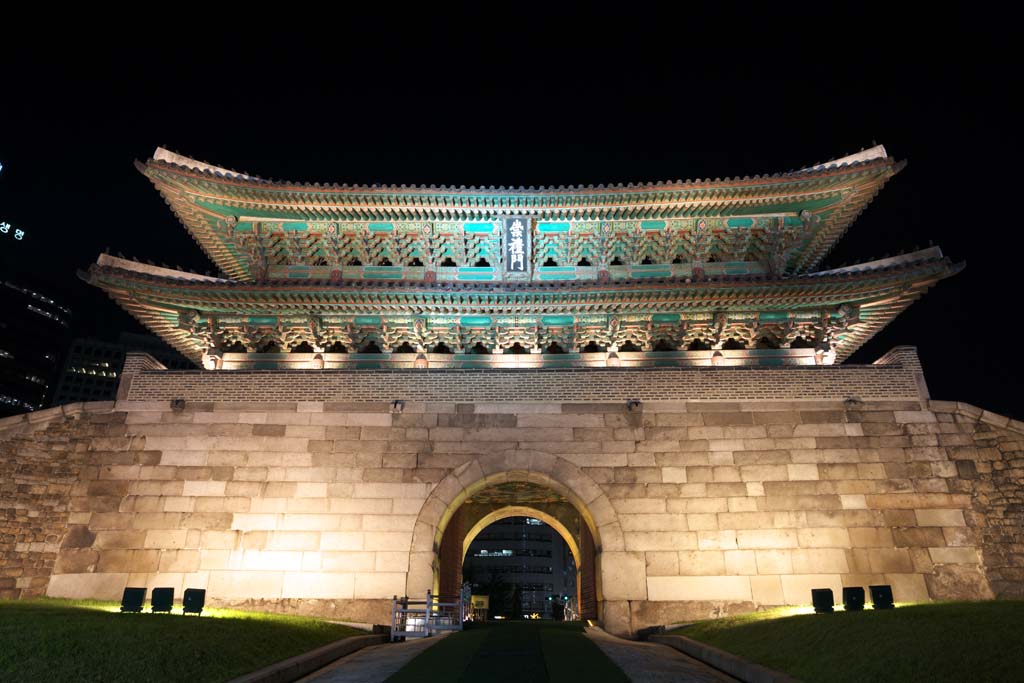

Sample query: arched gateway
[407,454,624,621]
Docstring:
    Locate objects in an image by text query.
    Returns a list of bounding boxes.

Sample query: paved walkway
[586,627,739,683]
[297,634,448,683]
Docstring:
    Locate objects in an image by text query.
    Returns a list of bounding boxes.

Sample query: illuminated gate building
[5,145,1021,635]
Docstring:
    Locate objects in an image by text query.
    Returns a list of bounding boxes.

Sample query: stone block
[797,528,851,548]
[686,514,719,531]
[208,570,284,600]
[47,572,129,600]
[645,552,679,576]
[53,549,99,574]
[231,514,280,532]
[620,514,689,532]
[601,551,648,600]
[702,413,753,426]
[353,572,406,599]
[200,530,240,550]
[699,531,739,551]
[602,600,632,637]
[750,575,785,604]
[791,549,848,574]
[94,530,147,549]
[787,464,819,481]
[727,497,758,513]
[941,527,973,547]
[754,549,792,575]
[267,531,320,551]
[915,509,966,527]
[144,529,189,549]
[868,549,914,573]
[361,515,418,532]
[678,550,726,576]
[848,527,893,548]
[733,450,792,465]
[893,527,947,548]
[612,499,667,514]
[884,573,931,602]
[928,547,980,564]
[239,550,302,571]
[250,498,288,513]
[158,550,200,572]
[321,551,376,572]
[736,530,798,550]
[647,575,752,601]
[182,480,227,497]
[267,483,314,500]
[663,466,688,483]
[740,465,789,482]
[363,532,413,552]
[374,551,409,573]
[840,494,867,509]
[623,531,698,551]
[278,514,344,531]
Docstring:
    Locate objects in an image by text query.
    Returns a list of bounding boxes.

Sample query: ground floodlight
[842,586,865,611]
[120,587,145,613]
[869,584,894,609]
[151,587,174,613]
[811,588,834,613]
[183,588,206,615]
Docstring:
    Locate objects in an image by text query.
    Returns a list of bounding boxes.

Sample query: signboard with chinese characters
[0,221,25,241]
[503,217,530,273]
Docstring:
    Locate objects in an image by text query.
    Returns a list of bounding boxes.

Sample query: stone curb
[649,634,800,683]
[227,633,388,683]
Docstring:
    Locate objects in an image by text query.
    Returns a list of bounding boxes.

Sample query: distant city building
[463,517,576,619]
[0,279,71,416]
[51,332,193,405]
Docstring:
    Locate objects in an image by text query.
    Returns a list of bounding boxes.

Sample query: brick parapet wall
[124,364,923,403]
[874,345,930,399]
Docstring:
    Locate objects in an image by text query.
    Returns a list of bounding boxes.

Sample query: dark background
[1,10,1018,417]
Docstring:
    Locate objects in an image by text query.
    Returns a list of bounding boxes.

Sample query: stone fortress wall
[1,346,1022,635]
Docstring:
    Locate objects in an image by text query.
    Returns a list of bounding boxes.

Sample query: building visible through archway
[463,516,576,619]
[436,481,598,619]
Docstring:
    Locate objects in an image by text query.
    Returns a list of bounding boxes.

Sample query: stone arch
[406,452,624,619]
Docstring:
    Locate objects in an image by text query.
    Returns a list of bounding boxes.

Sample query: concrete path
[586,627,739,683]
[297,634,448,683]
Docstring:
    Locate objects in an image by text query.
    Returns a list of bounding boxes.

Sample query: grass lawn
[0,598,367,683]
[669,601,1024,683]
[386,621,629,683]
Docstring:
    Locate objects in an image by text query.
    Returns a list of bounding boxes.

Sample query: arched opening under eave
[433,480,600,620]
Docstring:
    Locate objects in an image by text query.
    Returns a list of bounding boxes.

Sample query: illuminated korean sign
[503,217,530,273]
[0,221,25,241]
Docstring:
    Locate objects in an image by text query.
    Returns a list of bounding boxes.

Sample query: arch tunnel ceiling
[464,481,568,506]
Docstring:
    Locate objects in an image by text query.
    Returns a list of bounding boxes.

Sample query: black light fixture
[811,588,834,613]
[120,587,145,613]
[151,587,174,613]
[183,588,206,616]
[842,586,865,611]
[869,584,894,609]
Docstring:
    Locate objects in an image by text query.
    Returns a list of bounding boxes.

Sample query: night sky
[2,13,1018,417]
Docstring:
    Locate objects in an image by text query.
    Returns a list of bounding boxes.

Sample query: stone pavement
[586,627,739,683]
[297,633,448,683]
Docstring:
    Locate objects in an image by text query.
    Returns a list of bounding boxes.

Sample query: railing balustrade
[390,589,466,642]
